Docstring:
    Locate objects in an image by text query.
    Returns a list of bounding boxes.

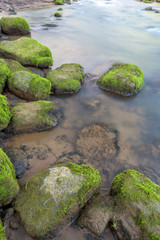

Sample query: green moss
[54,0,63,5]
[29,77,51,99]
[8,60,31,74]
[144,6,153,10]
[0,59,10,93]
[54,12,62,17]
[0,220,6,240]
[0,94,11,131]
[0,148,19,206]
[0,37,53,68]
[111,170,160,239]
[57,7,63,10]
[1,17,30,35]
[97,63,144,96]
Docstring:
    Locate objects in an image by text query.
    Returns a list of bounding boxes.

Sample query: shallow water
[1,0,160,239]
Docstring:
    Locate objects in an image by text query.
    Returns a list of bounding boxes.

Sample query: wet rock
[13,163,101,239]
[81,97,101,111]
[0,37,53,68]
[8,61,51,101]
[42,23,58,28]
[57,7,63,11]
[78,194,114,237]
[54,0,63,5]
[8,101,57,135]
[3,208,14,221]
[144,6,153,10]
[0,59,10,93]
[0,94,11,131]
[1,17,30,35]
[46,63,84,94]
[0,148,19,206]
[97,63,144,96]
[9,218,20,230]
[154,10,159,13]
[76,123,119,162]
[54,12,62,17]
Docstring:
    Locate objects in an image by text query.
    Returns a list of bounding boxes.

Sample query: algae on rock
[97,63,144,96]
[0,37,53,68]
[0,94,11,131]
[0,148,19,206]
[14,163,101,239]
[0,59,10,93]
[0,16,30,35]
[0,219,6,240]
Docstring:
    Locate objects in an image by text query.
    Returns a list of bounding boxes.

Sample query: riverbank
[0,0,54,12]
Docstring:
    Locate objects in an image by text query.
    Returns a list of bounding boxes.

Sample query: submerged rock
[0,94,11,131]
[0,148,19,206]
[8,61,51,101]
[111,170,160,240]
[8,100,57,134]
[0,59,10,93]
[81,97,101,111]
[0,219,6,240]
[13,163,101,239]
[0,16,30,35]
[46,63,84,94]
[97,63,144,96]
[54,12,62,17]
[0,37,53,68]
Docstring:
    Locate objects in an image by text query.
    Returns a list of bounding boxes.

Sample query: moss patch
[1,16,30,35]
[0,37,53,68]
[54,0,63,5]
[0,219,6,240]
[0,59,10,93]
[54,12,62,17]
[0,94,11,131]
[0,148,19,206]
[97,63,144,96]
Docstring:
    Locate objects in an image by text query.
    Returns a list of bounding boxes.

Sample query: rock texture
[0,59,10,93]
[0,94,11,131]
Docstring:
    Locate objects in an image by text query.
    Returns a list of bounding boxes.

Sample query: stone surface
[0,59,10,93]
[0,94,11,131]
[0,148,19,206]
[46,63,84,94]
[97,63,144,96]
[1,17,30,35]
[0,37,53,68]
[8,100,57,134]
[13,163,101,239]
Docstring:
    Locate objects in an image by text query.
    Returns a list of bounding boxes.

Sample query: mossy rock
[54,0,63,5]
[0,94,11,131]
[46,63,84,94]
[0,37,53,68]
[0,148,19,206]
[0,59,10,93]
[144,6,153,10]
[0,17,30,35]
[97,63,144,96]
[54,12,62,17]
[8,61,51,101]
[57,7,63,10]
[9,100,57,134]
[110,170,160,240]
[0,219,6,240]
[13,163,101,239]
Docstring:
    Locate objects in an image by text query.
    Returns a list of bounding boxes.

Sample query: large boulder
[97,63,144,96]
[0,17,30,35]
[0,219,6,240]
[0,37,53,68]
[111,170,160,240]
[0,94,11,131]
[0,148,19,206]
[13,163,101,239]
[46,63,84,94]
[0,59,10,93]
[8,61,51,100]
[9,100,57,134]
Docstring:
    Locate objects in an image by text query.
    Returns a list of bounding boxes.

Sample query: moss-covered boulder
[54,0,63,5]
[0,37,53,68]
[0,219,6,240]
[13,163,101,239]
[110,170,160,240]
[8,61,51,101]
[54,12,62,17]
[46,63,84,94]
[0,94,11,131]
[0,59,10,93]
[0,17,30,35]
[9,100,57,134]
[97,63,144,96]
[0,148,19,206]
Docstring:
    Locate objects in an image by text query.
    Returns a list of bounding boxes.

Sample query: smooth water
[1,0,160,239]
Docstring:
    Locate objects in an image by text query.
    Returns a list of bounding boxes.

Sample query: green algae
[97,63,144,96]
[54,12,62,17]
[0,59,10,93]
[8,60,31,74]
[0,94,11,131]
[14,163,101,238]
[54,0,63,5]
[1,16,30,35]
[0,148,19,206]
[0,37,53,68]
[57,7,63,10]
[111,170,160,239]
[0,220,6,240]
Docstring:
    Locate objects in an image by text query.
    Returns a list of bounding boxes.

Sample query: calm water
[1,0,160,239]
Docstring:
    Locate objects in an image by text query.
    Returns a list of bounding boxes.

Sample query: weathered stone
[1,17,30,35]
[13,163,101,239]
